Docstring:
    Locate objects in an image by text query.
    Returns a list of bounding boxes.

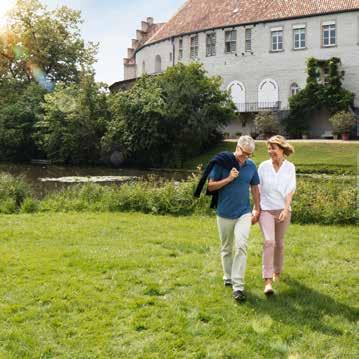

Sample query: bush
[103,63,236,167]
[293,177,357,225]
[329,111,356,135]
[38,175,357,225]
[254,112,281,137]
[0,173,356,225]
[0,173,31,213]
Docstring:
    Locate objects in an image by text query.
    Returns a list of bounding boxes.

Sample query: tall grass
[1,171,357,224]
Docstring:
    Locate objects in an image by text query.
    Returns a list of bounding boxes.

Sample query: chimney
[141,21,149,32]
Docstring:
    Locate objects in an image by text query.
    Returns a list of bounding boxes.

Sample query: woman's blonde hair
[267,135,294,156]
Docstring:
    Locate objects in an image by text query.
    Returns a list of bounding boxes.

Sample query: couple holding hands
[205,135,296,303]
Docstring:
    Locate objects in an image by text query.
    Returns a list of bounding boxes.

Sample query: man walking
[207,136,260,302]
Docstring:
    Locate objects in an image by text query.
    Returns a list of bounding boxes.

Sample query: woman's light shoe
[264,283,274,296]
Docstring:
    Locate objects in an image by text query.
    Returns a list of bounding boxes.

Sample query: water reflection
[0,163,193,198]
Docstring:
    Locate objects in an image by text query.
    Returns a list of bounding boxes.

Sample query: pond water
[0,163,194,197]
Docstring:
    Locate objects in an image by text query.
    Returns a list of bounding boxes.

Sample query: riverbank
[0,212,357,358]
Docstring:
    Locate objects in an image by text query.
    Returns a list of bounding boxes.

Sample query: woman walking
[258,136,296,295]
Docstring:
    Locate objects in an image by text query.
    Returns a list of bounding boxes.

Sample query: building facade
[114,0,359,138]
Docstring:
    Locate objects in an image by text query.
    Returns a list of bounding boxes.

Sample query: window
[245,28,252,51]
[206,32,216,57]
[142,61,146,74]
[190,35,199,59]
[178,38,183,60]
[293,27,306,49]
[225,30,237,53]
[155,55,161,73]
[322,23,336,47]
[271,30,283,51]
[290,83,300,96]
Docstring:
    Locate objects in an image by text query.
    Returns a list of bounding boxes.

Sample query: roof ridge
[145,0,194,44]
[144,0,359,46]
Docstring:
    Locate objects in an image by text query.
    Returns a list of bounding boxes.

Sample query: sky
[0,0,184,85]
[41,0,184,85]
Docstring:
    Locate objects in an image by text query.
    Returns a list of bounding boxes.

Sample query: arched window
[227,81,246,112]
[258,79,279,109]
[290,83,300,96]
[142,61,146,75]
[155,55,162,73]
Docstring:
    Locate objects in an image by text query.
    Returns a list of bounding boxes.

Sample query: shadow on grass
[245,276,359,336]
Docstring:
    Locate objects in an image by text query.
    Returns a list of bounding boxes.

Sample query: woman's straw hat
[267,135,295,156]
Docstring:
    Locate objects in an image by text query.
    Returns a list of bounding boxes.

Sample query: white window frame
[245,28,252,52]
[190,35,199,59]
[225,30,237,53]
[271,28,283,52]
[322,22,336,47]
[178,38,183,60]
[206,32,216,57]
[293,26,306,50]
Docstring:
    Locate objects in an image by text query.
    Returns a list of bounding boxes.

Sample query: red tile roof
[146,0,359,45]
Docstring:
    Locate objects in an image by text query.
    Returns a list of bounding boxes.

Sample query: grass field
[183,142,359,174]
[0,213,357,358]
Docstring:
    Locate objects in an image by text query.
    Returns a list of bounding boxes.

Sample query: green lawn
[183,142,359,174]
[0,213,357,358]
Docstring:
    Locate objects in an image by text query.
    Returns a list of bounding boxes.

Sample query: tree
[0,80,45,161]
[104,63,236,167]
[0,0,98,86]
[285,57,354,138]
[35,74,110,163]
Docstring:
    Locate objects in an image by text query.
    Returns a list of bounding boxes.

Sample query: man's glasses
[238,145,252,158]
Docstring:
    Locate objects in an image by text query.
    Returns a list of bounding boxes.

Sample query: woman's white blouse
[258,159,296,211]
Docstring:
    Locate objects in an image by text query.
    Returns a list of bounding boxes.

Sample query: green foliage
[35,176,359,225]
[0,0,98,85]
[0,81,45,161]
[285,57,354,138]
[34,73,110,163]
[329,111,356,135]
[292,177,357,225]
[104,63,236,167]
[254,112,281,136]
[0,172,31,213]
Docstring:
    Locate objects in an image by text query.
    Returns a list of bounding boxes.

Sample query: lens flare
[29,63,54,91]
[0,0,15,27]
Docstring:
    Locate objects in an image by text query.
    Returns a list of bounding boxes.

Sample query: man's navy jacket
[194,151,240,209]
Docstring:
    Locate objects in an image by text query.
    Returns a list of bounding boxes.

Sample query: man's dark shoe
[233,290,246,303]
[224,279,232,287]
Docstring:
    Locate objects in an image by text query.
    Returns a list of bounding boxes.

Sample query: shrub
[254,112,281,137]
[0,173,356,225]
[0,173,31,213]
[38,175,356,225]
[329,111,356,135]
[104,63,236,167]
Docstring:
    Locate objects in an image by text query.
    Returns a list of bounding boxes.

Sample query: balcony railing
[234,101,282,112]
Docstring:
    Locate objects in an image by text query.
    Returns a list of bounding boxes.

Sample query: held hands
[278,209,289,222]
[228,167,239,181]
[251,209,260,225]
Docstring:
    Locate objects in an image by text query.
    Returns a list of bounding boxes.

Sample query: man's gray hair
[237,135,255,153]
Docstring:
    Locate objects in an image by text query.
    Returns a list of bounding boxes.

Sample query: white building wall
[135,11,359,109]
